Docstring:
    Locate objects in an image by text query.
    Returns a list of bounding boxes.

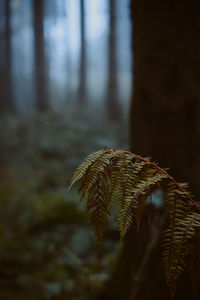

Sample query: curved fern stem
[69,147,200,297]
[112,149,200,212]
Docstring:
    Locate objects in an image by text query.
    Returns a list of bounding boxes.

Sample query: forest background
[0,1,200,299]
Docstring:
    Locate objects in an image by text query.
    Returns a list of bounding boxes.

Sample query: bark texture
[78,0,87,105]
[94,1,200,299]
[130,0,200,200]
[33,0,49,111]
[106,0,121,121]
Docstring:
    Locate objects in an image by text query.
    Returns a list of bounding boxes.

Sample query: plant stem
[112,149,200,212]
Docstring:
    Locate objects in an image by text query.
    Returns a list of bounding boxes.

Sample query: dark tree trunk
[0,0,14,113]
[78,0,87,105]
[106,0,121,121]
[129,1,200,298]
[94,1,200,299]
[33,0,48,111]
[130,0,200,201]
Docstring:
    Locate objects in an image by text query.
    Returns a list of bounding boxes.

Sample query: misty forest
[1,1,200,300]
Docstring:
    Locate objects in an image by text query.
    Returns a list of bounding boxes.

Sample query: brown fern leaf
[87,171,110,246]
[162,182,190,298]
[187,227,200,297]
[133,170,167,229]
[69,147,200,295]
[118,160,147,238]
[118,167,167,238]
[82,150,123,196]
[76,149,115,201]
[163,211,200,299]
[108,154,134,205]
[68,149,107,190]
[77,150,125,245]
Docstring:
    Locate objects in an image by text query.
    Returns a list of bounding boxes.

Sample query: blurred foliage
[0,108,128,300]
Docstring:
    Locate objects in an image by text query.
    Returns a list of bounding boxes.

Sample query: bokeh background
[0,0,132,115]
[1,0,200,300]
[0,1,131,299]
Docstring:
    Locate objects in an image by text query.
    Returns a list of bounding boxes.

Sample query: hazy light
[9,0,132,109]
[86,0,108,40]
[68,0,80,54]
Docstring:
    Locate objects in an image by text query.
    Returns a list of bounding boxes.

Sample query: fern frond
[162,183,198,298]
[118,168,167,238]
[163,212,200,298]
[69,147,200,295]
[68,149,107,190]
[116,159,145,238]
[133,170,167,228]
[81,150,124,196]
[87,171,111,246]
[187,228,200,296]
[108,154,134,204]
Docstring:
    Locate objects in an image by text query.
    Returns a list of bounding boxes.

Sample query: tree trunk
[129,1,200,298]
[33,0,49,111]
[130,0,200,201]
[78,0,87,105]
[0,0,14,113]
[94,0,200,299]
[106,0,121,121]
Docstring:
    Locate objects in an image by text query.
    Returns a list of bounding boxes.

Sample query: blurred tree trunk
[33,0,48,111]
[130,0,200,201]
[106,0,121,121]
[94,1,200,299]
[78,0,87,105]
[0,0,14,113]
[129,1,200,298]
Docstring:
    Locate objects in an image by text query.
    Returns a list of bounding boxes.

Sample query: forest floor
[0,105,129,300]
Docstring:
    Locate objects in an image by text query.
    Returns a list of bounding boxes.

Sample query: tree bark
[129,1,200,298]
[0,0,14,113]
[106,0,121,121]
[33,0,49,111]
[78,0,87,106]
[94,0,200,299]
[130,0,200,200]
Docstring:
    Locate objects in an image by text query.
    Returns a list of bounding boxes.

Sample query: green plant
[69,147,200,298]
